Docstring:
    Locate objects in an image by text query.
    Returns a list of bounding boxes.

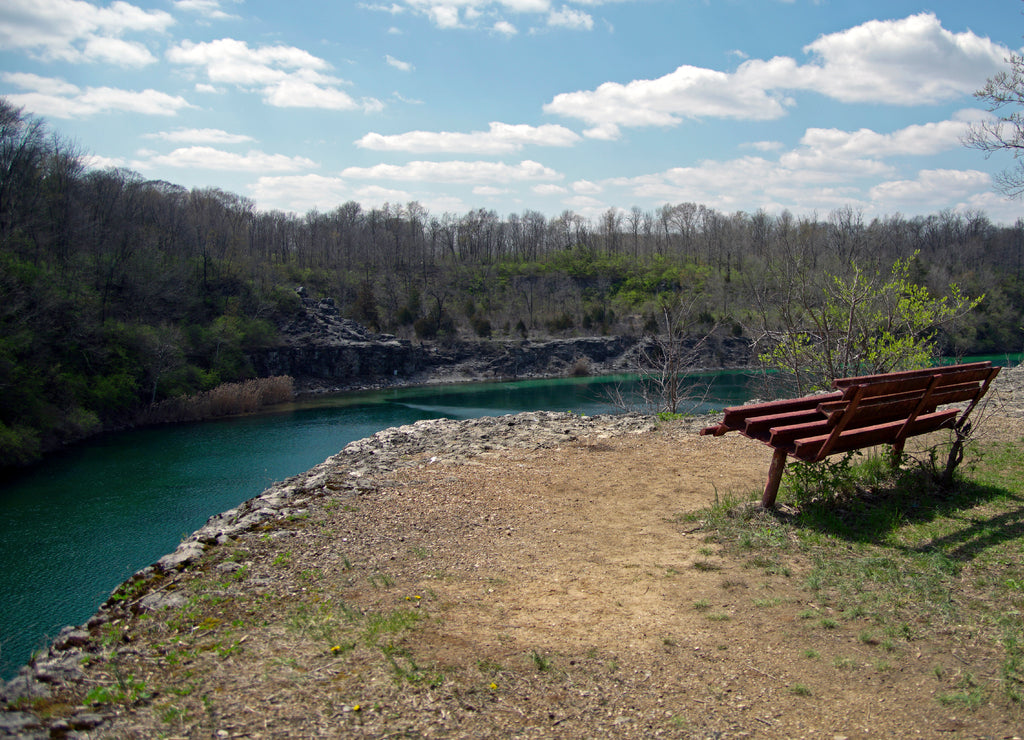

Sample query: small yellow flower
[489,682,497,690]
[330,645,341,654]
[352,704,361,712]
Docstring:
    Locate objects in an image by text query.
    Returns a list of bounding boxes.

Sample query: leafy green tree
[757,253,982,393]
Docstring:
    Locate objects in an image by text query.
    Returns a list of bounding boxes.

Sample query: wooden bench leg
[890,441,905,468]
[762,448,788,509]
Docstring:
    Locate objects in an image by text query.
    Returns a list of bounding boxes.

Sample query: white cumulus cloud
[544,63,791,128]
[796,13,1009,104]
[167,38,383,111]
[173,0,238,21]
[380,0,620,31]
[136,146,318,172]
[341,159,562,183]
[798,118,973,159]
[356,121,581,153]
[2,73,193,117]
[249,174,352,213]
[869,169,992,205]
[0,0,173,66]
[385,54,414,71]
[543,13,1011,132]
[548,6,592,30]
[145,128,256,144]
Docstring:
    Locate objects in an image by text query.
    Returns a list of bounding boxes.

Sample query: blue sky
[2,0,1022,223]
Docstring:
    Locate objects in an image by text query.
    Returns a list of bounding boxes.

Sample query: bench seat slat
[721,393,840,420]
[838,374,984,399]
[766,419,832,447]
[702,392,842,436]
[818,389,921,415]
[741,408,823,436]
[791,408,959,461]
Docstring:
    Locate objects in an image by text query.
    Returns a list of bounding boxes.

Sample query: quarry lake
[0,370,766,680]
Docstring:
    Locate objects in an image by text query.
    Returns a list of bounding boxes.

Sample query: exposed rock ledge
[1,411,688,736]
[248,292,752,394]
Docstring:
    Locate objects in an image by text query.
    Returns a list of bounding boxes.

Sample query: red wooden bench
[700,362,1000,508]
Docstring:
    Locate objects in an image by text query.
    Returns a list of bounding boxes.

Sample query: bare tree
[614,292,715,415]
[963,27,1024,198]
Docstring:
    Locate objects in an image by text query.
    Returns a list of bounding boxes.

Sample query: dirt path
[39,418,1020,739]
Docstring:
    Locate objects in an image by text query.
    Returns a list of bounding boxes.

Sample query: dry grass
[138,376,294,425]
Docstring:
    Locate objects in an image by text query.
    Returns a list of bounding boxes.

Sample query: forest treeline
[2,98,1023,468]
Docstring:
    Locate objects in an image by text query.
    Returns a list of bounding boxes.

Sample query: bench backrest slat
[719,393,841,423]
[832,362,994,388]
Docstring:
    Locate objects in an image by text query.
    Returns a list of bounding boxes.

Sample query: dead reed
[139,376,295,425]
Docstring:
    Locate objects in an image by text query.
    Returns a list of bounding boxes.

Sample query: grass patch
[692,560,721,572]
[692,436,1024,706]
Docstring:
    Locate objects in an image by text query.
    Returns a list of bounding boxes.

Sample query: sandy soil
[49,417,1022,739]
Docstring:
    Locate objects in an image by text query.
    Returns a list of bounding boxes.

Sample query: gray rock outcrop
[248,289,752,392]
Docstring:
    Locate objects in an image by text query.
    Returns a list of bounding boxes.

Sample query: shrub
[0,421,41,467]
[471,316,492,338]
[783,451,860,508]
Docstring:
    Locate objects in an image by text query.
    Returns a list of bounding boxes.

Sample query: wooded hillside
[2,99,1022,468]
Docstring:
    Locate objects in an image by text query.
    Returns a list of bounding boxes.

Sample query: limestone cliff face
[247,294,420,384]
[246,291,752,390]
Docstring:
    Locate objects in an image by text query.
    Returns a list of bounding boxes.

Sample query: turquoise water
[0,370,764,680]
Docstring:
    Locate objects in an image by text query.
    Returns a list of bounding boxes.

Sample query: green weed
[83,669,150,706]
[368,572,395,589]
[363,609,421,645]
[692,560,721,572]
[529,651,552,672]
[380,643,445,687]
[936,686,988,709]
[271,551,291,567]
